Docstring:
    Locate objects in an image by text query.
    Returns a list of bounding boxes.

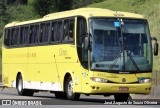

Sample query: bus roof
[5,8,144,28]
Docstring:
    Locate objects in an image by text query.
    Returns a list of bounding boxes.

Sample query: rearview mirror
[151,37,159,56]
[154,42,158,56]
[81,34,90,50]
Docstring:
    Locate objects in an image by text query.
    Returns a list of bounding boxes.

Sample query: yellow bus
[2,8,159,101]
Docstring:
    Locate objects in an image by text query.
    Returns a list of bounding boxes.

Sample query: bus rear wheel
[114,93,129,102]
[16,74,34,96]
[65,76,80,100]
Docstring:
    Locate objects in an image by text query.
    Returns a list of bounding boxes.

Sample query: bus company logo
[2,100,11,105]
[122,78,126,82]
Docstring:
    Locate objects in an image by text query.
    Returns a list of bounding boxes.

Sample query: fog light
[96,87,100,90]
[92,86,95,89]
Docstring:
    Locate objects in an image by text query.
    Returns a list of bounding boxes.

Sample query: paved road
[0,87,160,108]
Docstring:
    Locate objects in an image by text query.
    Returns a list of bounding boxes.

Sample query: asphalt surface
[0,87,160,108]
[0,83,2,87]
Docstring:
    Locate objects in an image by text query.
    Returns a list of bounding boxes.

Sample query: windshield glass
[90,18,152,73]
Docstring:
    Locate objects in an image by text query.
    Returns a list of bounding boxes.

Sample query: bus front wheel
[16,74,34,96]
[65,76,80,100]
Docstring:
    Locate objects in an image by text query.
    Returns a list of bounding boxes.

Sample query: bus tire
[114,93,129,102]
[16,74,34,96]
[54,92,67,99]
[65,76,80,100]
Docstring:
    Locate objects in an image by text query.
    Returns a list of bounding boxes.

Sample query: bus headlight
[90,77,108,83]
[138,78,152,83]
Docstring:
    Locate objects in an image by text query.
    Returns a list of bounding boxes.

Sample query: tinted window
[68,19,74,42]
[29,25,39,44]
[11,28,19,46]
[4,29,10,46]
[56,21,63,42]
[63,19,69,41]
[50,21,57,42]
[19,26,29,45]
[39,22,50,43]
[63,19,75,42]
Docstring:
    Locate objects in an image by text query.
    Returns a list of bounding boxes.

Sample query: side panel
[26,45,61,91]
[55,44,82,92]
[2,46,28,87]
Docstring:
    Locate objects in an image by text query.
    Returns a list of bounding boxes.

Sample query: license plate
[119,87,129,91]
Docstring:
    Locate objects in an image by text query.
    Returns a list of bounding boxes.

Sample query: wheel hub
[68,81,73,96]
[18,79,22,92]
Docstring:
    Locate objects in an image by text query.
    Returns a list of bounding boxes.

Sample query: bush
[129,0,146,6]
[5,0,28,5]
[28,0,73,16]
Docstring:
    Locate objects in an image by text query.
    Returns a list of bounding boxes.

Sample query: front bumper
[83,82,151,94]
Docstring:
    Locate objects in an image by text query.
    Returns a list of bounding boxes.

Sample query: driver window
[77,16,87,68]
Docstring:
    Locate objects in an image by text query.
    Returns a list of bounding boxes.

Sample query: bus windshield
[89,18,152,73]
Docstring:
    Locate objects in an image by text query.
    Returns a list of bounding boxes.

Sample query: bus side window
[63,19,69,41]
[50,21,57,42]
[35,25,39,44]
[25,26,29,45]
[11,28,19,46]
[56,20,63,42]
[40,23,50,43]
[44,22,50,43]
[68,18,74,42]
[31,25,39,44]
[29,25,33,44]
[10,28,14,46]
[4,29,10,47]
[19,26,29,46]
[39,23,44,43]
[63,18,74,43]
[19,27,24,45]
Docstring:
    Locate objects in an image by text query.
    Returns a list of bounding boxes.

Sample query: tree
[0,0,7,22]
[29,0,104,16]
[5,0,28,5]
[0,0,7,37]
[29,0,73,16]
[5,0,16,4]
[54,0,73,11]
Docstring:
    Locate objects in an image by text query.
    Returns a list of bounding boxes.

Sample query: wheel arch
[63,72,72,92]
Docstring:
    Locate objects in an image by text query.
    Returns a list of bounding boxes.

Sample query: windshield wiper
[109,50,122,72]
[126,50,140,72]
[109,50,140,72]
